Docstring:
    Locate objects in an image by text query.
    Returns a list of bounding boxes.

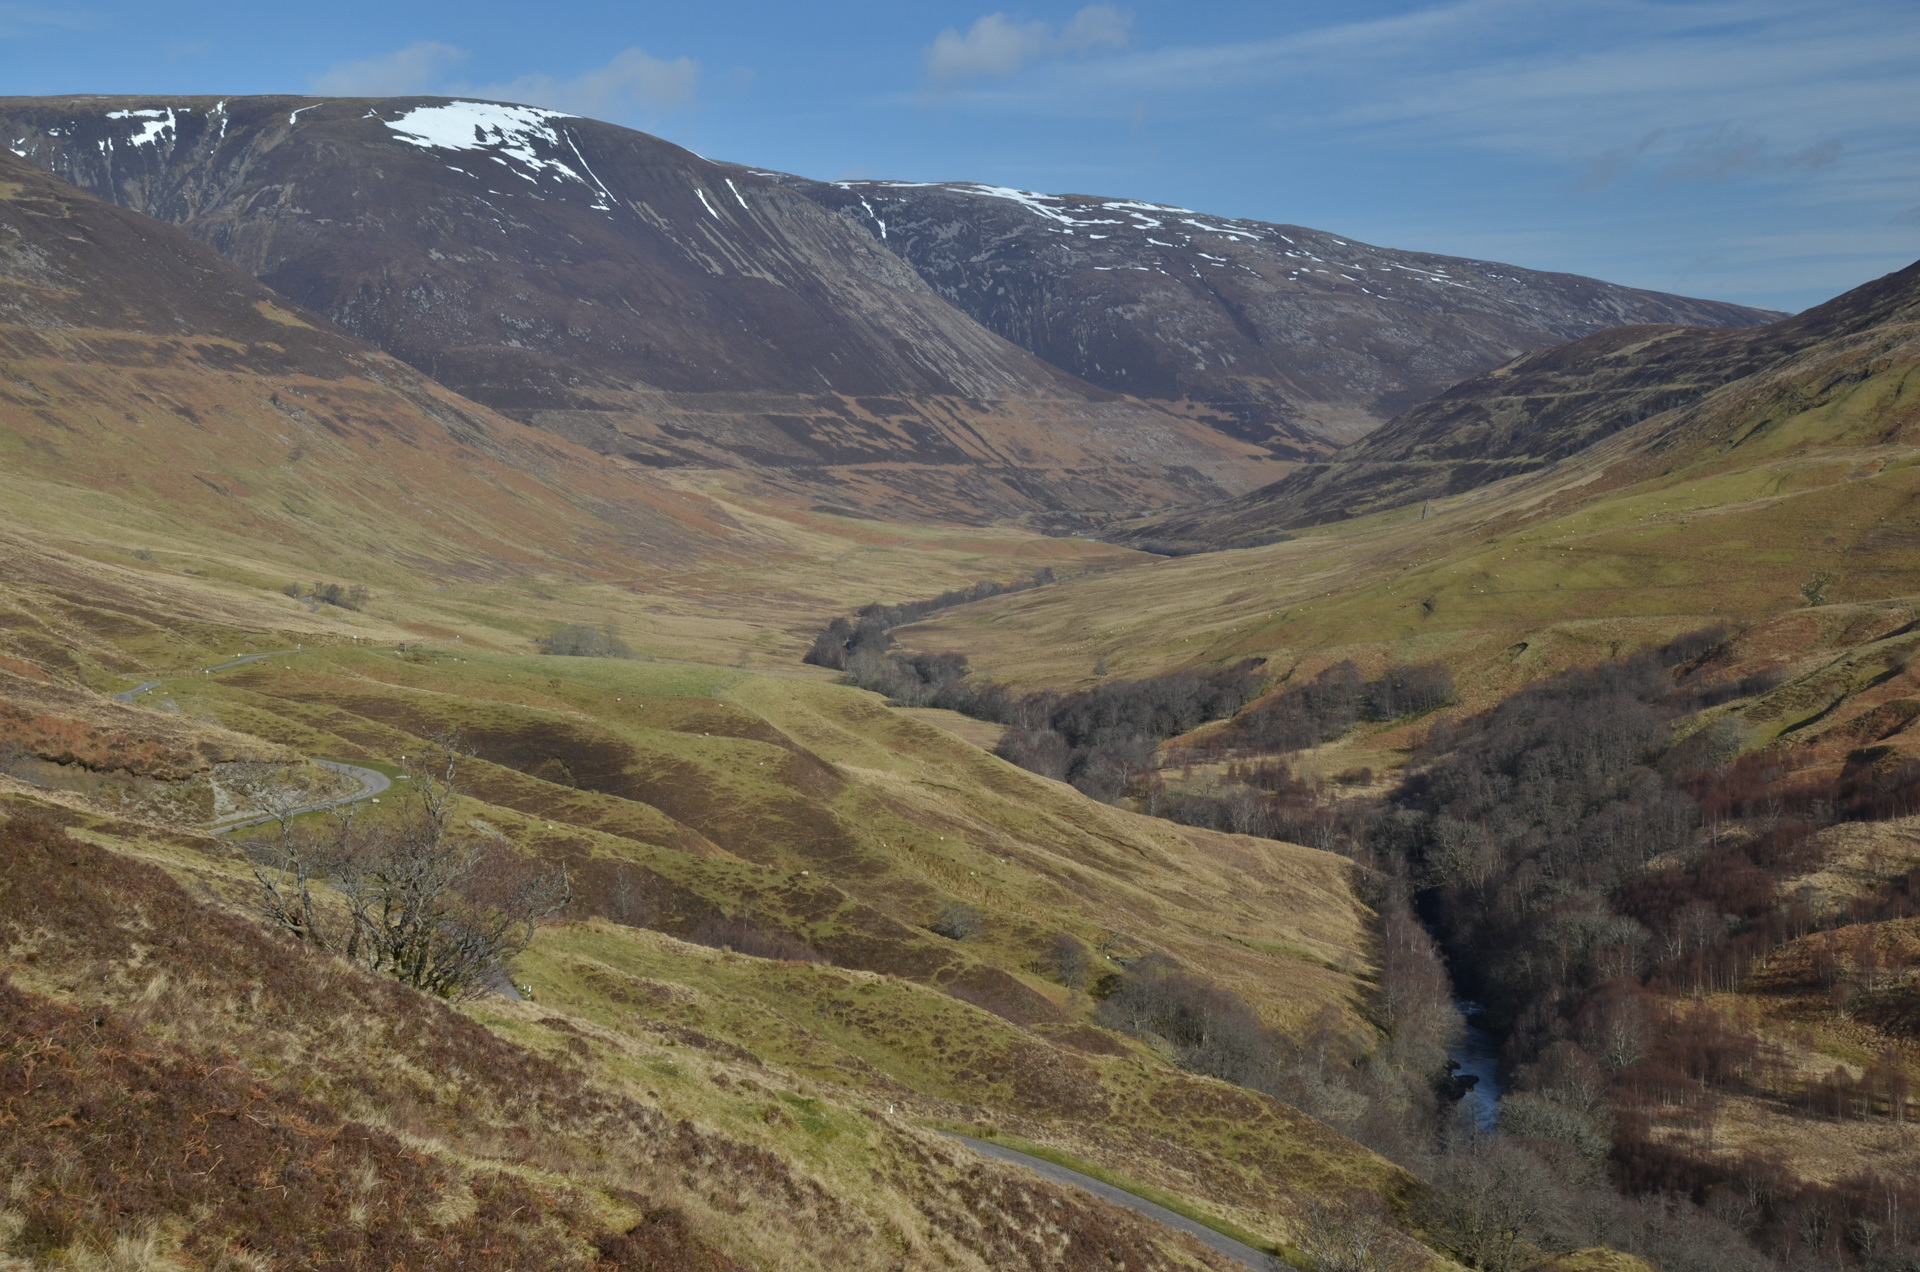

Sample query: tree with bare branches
[238,736,569,999]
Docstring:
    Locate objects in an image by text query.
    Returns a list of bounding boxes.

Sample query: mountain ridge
[0,94,1278,523]
[1108,258,1920,554]
[4,93,1777,528]
[782,176,1781,455]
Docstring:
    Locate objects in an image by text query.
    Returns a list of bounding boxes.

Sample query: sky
[4,0,1915,313]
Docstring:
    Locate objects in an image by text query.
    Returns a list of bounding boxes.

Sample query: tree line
[802,569,1056,670]
[809,585,1454,804]
[1081,627,1920,1269]
[1352,629,1920,1270]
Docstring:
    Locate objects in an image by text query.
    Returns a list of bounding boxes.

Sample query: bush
[536,623,633,658]
[929,901,984,941]
[285,581,370,610]
[683,915,827,963]
[1043,933,1091,991]
[1093,954,1276,1089]
[239,742,569,999]
[1234,660,1453,753]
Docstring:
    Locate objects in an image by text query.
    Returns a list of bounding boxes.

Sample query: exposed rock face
[783,179,1780,457]
[1108,259,1920,554]
[1,96,1270,522]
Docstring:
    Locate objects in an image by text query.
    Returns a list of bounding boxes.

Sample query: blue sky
[4,1,1915,312]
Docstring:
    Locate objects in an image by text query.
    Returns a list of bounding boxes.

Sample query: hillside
[901,254,1920,693]
[10,81,1910,1272]
[876,258,1920,1268]
[0,134,1466,1269]
[0,94,1282,522]
[786,178,1777,456]
[1113,260,1920,554]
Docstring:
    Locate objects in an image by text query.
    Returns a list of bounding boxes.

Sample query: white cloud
[1059,4,1130,53]
[310,41,467,95]
[0,2,97,37]
[474,47,698,118]
[304,44,697,123]
[927,5,1131,83]
[929,15,1051,81]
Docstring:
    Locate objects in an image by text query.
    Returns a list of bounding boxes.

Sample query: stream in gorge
[1450,1001,1504,1130]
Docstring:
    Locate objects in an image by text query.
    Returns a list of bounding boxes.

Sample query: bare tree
[236,738,569,999]
[1294,1194,1420,1272]
[231,762,333,945]
[1046,933,1091,993]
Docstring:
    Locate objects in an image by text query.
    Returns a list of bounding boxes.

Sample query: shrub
[683,914,827,963]
[240,741,569,998]
[285,581,370,609]
[1094,954,1277,1089]
[929,901,984,941]
[1043,933,1091,991]
[536,622,633,658]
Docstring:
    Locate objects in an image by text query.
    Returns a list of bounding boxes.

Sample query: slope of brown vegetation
[0,95,1284,521]
[0,811,1270,1271]
[793,178,1776,458]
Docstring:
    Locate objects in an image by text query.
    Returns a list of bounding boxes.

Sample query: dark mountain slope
[0,95,1268,522]
[1112,259,1920,554]
[0,145,747,572]
[784,179,1779,456]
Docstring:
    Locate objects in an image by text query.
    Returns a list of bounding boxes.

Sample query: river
[1452,1001,1504,1130]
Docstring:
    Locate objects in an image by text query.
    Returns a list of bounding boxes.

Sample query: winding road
[112,680,163,704]
[948,1136,1280,1270]
[207,760,393,833]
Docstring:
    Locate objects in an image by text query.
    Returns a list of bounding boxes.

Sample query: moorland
[1,94,1917,1272]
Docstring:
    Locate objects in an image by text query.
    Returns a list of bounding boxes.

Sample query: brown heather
[0,813,1249,1270]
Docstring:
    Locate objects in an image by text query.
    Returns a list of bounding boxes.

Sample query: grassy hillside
[879,262,1920,1269]
[0,623,1435,1266]
[1113,260,1918,553]
[901,260,1920,706]
[0,142,1468,1268]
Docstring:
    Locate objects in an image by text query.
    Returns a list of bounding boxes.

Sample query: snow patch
[724,177,750,211]
[1180,217,1258,241]
[694,187,721,219]
[383,101,599,193]
[107,106,177,147]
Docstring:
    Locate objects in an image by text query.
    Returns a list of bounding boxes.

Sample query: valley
[1,88,1917,1272]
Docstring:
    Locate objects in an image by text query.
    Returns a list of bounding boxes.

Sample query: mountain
[0,95,1279,523]
[0,145,758,577]
[899,258,1920,697]
[0,145,1429,1271]
[1110,259,1920,554]
[785,178,1779,456]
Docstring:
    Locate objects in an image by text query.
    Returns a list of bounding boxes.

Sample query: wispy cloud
[474,48,698,117]
[310,41,467,95]
[895,0,1917,307]
[1658,129,1842,183]
[928,0,1917,176]
[306,44,697,121]
[0,1,98,36]
[926,4,1129,83]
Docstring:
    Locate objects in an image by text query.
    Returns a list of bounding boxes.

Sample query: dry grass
[0,812,1267,1272]
[898,321,1920,709]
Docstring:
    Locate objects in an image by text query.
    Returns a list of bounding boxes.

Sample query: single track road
[947,1135,1280,1270]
